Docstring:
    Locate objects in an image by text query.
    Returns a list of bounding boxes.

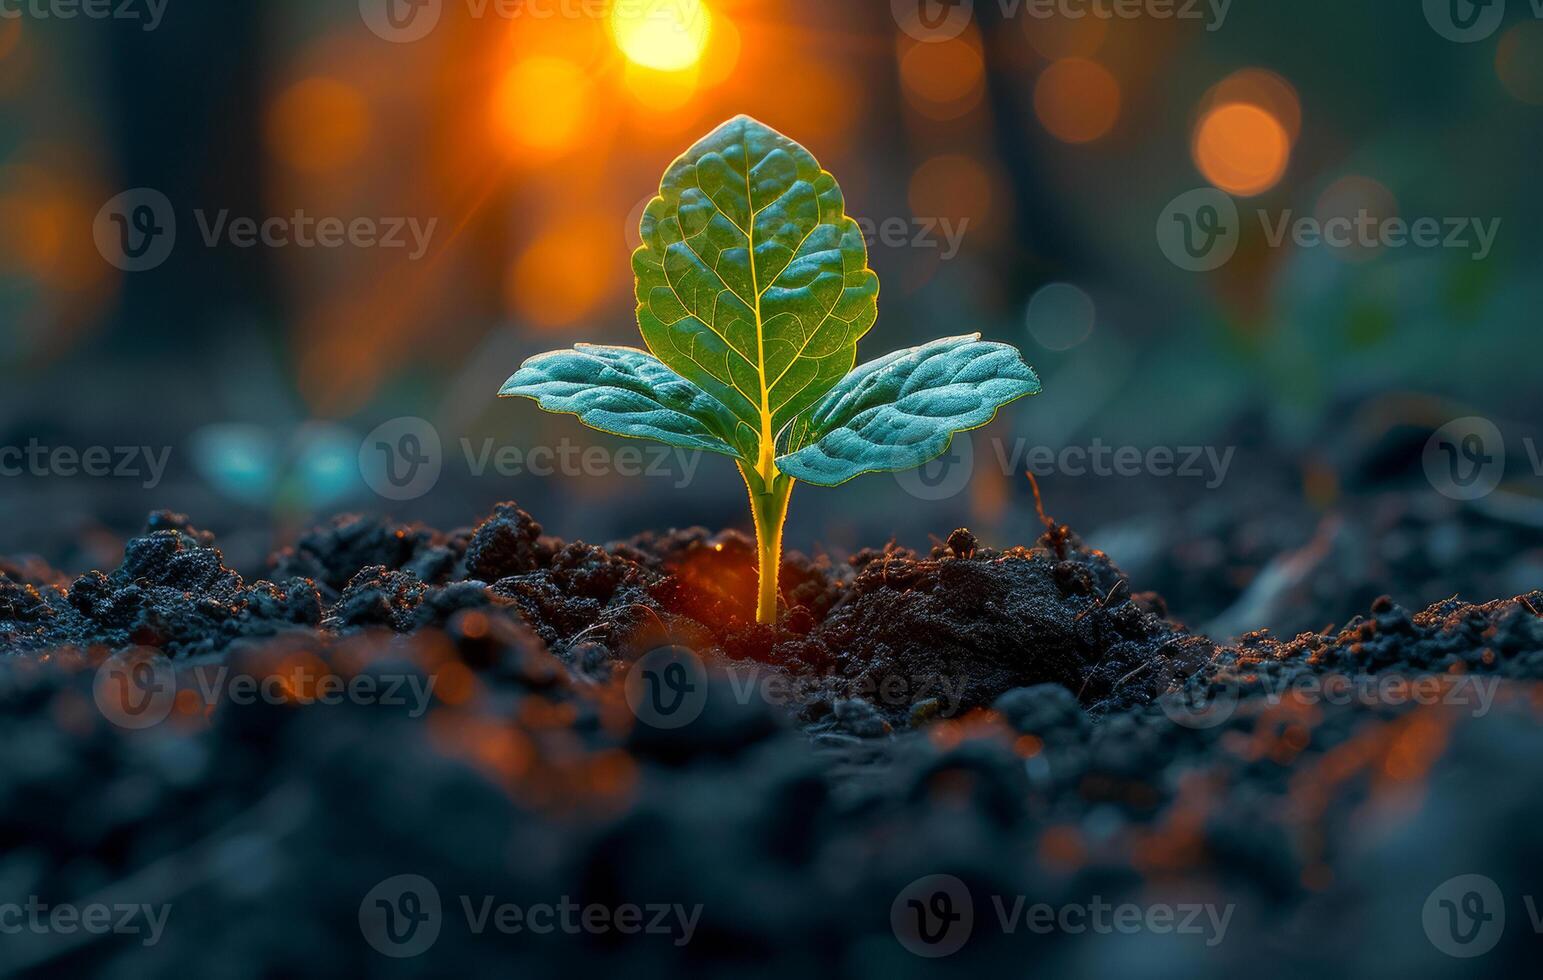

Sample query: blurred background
[2,0,1541,634]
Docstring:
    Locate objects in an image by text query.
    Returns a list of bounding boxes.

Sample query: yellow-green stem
[743,468,794,626]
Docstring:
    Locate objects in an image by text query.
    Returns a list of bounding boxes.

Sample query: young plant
[500,115,1040,625]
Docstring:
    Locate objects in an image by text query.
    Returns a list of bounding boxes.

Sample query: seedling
[501,115,1041,625]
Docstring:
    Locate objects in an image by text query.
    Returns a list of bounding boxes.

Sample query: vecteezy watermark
[93,189,177,273]
[358,874,702,957]
[1157,666,1503,730]
[360,417,444,502]
[360,875,442,958]
[1423,0,1539,43]
[854,216,971,261]
[1156,188,1239,272]
[724,665,968,718]
[893,0,1230,43]
[0,440,171,489]
[1423,874,1506,957]
[359,0,707,44]
[620,648,971,731]
[92,649,437,730]
[893,433,1237,501]
[1423,417,1511,501]
[461,437,702,488]
[624,646,710,730]
[0,898,171,947]
[93,189,439,272]
[1157,188,1501,271]
[0,0,169,32]
[359,416,706,502]
[891,875,1234,958]
[1158,188,1502,271]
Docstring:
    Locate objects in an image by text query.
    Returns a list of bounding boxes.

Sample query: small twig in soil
[1026,471,1054,531]
[1110,659,1153,694]
[1519,596,1542,618]
[1075,579,1130,622]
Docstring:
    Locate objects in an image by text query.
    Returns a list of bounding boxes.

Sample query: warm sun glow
[611,0,712,72]
[507,212,617,328]
[492,56,589,154]
[1192,102,1291,197]
[267,77,371,173]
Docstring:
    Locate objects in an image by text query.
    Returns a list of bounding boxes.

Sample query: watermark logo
[94,655,439,730]
[892,875,974,957]
[360,876,701,954]
[855,215,971,260]
[359,0,442,42]
[0,441,172,489]
[893,0,1229,42]
[1159,667,1502,730]
[891,878,1234,957]
[896,435,1237,501]
[1424,417,1506,501]
[893,0,974,42]
[93,649,177,729]
[1157,188,1240,272]
[361,0,707,43]
[1424,0,1508,42]
[1160,188,1501,270]
[94,190,439,272]
[1423,874,1505,957]
[360,874,443,958]
[360,417,443,501]
[0,898,171,946]
[462,436,702,489]
[624,646,709,729]
[895,435,975,501]
[94,189,176,272]
[0,0,169,31]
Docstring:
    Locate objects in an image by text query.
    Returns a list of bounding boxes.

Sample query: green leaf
[632,115,880,466]
[775,335,1041,486]
[499,344,741,457]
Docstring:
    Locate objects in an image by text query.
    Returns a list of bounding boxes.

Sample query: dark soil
[2,502,1541,977]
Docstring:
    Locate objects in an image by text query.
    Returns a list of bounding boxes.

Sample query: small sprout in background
[501,115,1041,625]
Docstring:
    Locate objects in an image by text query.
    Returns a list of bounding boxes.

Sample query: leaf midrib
[743,129,775,479]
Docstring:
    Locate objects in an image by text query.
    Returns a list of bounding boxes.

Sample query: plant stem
[742,467,794,626]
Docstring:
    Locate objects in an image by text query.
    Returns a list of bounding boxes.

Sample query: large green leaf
[775,335,1041,486]
[632,115,879,466]
[499,345,741,457]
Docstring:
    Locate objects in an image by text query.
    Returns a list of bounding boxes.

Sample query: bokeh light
[908,154,994,242]
[623,62,700,112]
[899,36,985,119]
[1192,102,1290,196]
[1034,58,1121,144]
[1314,175,1398,264]
[1496,23,1543,105]
[698,11,741,88]
[506,212,618,328]
[1025,282,1096,351]
[267,77,371,173]
[1201,68,1302,142]
[0,19,20,62]
[492,57,590,155]
[758,62,862,146]
[1022,14,1109,59]
[611,0,711,72]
